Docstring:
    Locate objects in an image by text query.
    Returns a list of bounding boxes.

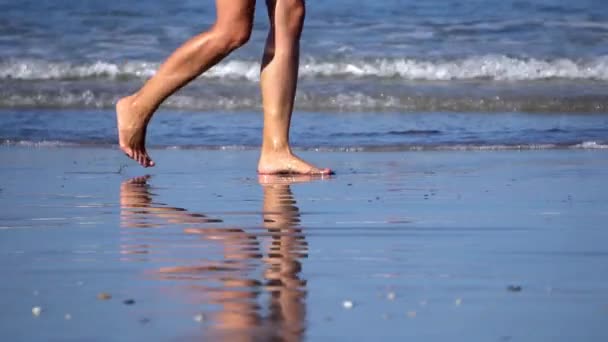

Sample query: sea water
[1,0,607,150]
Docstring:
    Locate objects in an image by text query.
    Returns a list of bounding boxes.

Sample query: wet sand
[0,147,607,341]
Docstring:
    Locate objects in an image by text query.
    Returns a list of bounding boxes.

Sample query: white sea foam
[2,55,608,81]
[1,90,606,112]
[572,141,608,149]
[1,140,81,148]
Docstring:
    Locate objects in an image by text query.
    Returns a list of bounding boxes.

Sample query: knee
[211,21,252,53]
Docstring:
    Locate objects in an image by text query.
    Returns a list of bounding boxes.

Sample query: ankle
[261,141,291,156]
[124,94,155,122]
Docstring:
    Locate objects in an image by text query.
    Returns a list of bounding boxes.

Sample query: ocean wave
[2,55,608,81]
[1,140,82,148]
[1,90,607,113]
[3,140,607,151]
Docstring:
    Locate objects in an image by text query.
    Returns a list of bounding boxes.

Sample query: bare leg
[257,0,332,175]
[117,0,256,167]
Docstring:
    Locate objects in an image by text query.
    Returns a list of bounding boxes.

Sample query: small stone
[342,300,354,309]
[123,299,136,305]
[76,281,85,286]
[455,298,462,306]
[193,313,205,323]
[97,292,112,300]
[139,318,151,324]
[32,306,42,317]
[386,292,396,301]
[406,310,417,318]
[507,285,522,292]
[33,290,39,296]
[419,300,427,307]
[64,314,72,320]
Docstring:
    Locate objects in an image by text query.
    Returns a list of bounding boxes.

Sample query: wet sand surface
[0,147,607,341]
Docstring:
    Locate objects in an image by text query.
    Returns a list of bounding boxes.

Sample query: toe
[140,154,150,168]
[141,154,149,167]
[135,152,146,167]
[122,146,135,159]
[309,167,333,175]
[143,153,155,167]
[132,151,140,164]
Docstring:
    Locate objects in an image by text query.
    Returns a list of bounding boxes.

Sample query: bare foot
[258,173,331,185]
[116,96,155,168]
[257,151,333,175]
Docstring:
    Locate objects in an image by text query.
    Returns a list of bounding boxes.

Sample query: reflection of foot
[120,175,154,228]
[258,151,332,175]
[126,175,151,185]
[120,175,152,207]
[116,96,155,168]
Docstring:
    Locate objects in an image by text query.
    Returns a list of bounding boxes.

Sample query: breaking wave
[1,91,606,112]
[2,55,608,81]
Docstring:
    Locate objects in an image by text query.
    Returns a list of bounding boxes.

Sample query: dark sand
[1,147,607,341]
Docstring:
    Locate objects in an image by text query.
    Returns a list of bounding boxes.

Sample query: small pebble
[97,292,112,300]
[455,298,462,306]
[342,300,354,309]
[386,292,396,301]
[123,299,136,305]
[64,314,72,320]
[139,318,151,324]
[33,290,39,296]
[419,300,428,307]
[406,310,417,318]
[193,313,205,323]
[32,306,42,317]
[507,285,522,292]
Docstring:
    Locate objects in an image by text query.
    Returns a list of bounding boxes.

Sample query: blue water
[1,0,607,149]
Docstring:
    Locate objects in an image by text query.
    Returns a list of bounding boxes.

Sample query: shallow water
[0,148,607,341]
[2,109,607,151]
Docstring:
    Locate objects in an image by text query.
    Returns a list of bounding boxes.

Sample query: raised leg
[257,0,332,175]
[116,0,256,167]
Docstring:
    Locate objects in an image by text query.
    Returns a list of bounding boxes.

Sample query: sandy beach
[0,146,607,341]
[3,0,608,340]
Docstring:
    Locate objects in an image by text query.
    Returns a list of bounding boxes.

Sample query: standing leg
[257,0,331,175]
[116,0,256,167]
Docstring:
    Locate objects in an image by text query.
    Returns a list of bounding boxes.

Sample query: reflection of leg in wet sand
[120,175,222,229]
[260,174,326,341]
[119,175,324,340]
[119,176,261,338]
